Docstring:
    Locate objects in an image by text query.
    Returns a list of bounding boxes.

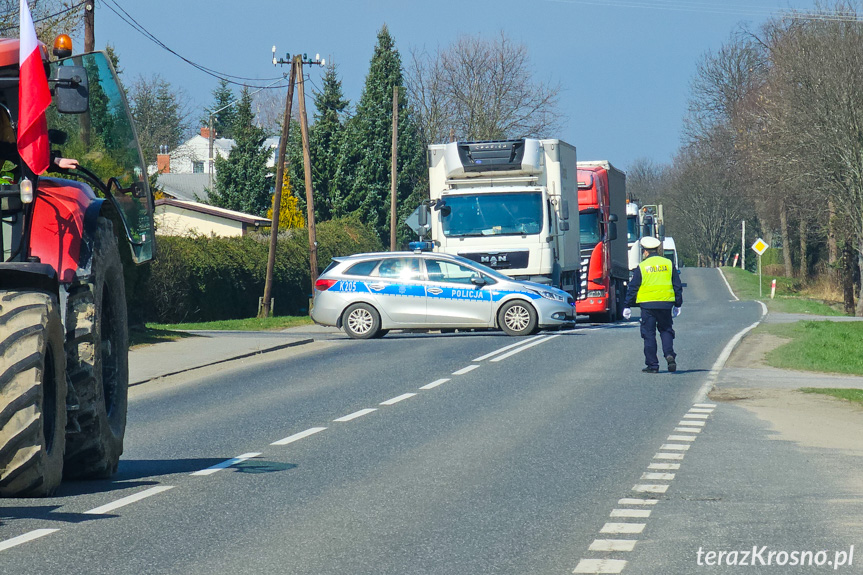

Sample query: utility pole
[741,220,746,271]
[262,48,325,316]
[390,86,398,251]
[259,61,297,318]
[84,1,95,52]
[296,57,318,301]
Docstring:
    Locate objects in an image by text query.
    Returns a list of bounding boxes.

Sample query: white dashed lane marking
[472,335,546,362]
[641,472,675,481]
[0,529,59,552]
[618,498,658,505]
[84,486,175,515]
[660,443,690,451]
[271,426,327,446]
[632,484,669,494]
[380,393,417,406]
[420,378,449,390]
[610,508,652,518]
[589,539,638,552]
[601,523,646,534]
[573,558,629,573]
[648,463,680,470]
[653,452,684,460]
[452,365,479,375]
[333,408,377,422]
[667,435,696,442]
[490,335,559,362]
[191,452,261,476]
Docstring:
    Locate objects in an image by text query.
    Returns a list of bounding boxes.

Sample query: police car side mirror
[470,274,487,286]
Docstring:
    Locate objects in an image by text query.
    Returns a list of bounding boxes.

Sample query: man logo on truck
[482,254,507,266]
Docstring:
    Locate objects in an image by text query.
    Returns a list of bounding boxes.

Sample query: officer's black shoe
[642,367,659,373]
[666,355,677,373]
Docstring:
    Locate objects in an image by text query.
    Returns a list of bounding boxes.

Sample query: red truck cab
[576,162,628,321]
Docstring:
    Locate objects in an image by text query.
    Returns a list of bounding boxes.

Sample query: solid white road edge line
[380,393,417,406]
[333,408,377,422]
[271,426,327,446]
[84,486,175,515]
[420,378,449,390]
[490,334,560,362]
[717,267,739,301]
[694,280,768,403]
[0,529,59,552]
[192,452,261,476]
[472,335,546,361]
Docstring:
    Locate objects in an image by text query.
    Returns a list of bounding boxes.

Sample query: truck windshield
[627,215,639,243]
[579,211,601,247]
[441,192,543,237]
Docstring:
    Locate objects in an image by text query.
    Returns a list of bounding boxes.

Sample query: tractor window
[47,52,154,264]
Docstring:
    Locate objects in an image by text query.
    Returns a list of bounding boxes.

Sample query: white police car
[311,248,575,339]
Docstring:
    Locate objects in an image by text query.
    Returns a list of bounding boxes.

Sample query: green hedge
[138,216,382,323]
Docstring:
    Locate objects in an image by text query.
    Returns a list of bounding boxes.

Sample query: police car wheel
[342,303,382,339]
[498,300,537,336]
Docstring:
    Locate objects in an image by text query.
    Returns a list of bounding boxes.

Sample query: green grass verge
[799,388,863,406]
[129,316,314,348]
[720,266,843,315]
[148,315,315,332]
[758,321,863,375]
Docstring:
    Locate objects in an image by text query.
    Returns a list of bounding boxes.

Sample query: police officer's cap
[640,236,661,249]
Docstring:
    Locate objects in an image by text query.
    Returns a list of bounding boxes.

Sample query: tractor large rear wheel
[63,218,129,479]
[0,290,67,497]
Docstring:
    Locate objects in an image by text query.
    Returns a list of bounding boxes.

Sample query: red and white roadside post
[770,279,776,299]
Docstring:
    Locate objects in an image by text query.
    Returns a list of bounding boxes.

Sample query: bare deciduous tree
[406,32,562,146]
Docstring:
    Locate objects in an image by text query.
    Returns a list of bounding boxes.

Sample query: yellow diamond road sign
[751,238,769,255]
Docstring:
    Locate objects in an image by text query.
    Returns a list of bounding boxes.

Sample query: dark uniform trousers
[640,307,675,369]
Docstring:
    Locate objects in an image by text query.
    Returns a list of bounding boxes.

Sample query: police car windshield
[441,192,543,237]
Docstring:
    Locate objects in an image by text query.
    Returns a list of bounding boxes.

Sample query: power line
[544,0,863,22]
[100,0,287,88]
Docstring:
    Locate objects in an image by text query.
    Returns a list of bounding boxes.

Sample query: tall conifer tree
[335,25,426,246]
[208,87,271,216]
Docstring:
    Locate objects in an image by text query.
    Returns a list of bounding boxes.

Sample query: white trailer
[424,139,580,295]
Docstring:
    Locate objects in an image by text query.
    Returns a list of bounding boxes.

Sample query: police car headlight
[537,290,565,302]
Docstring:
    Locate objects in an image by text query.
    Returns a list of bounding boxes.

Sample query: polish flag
[17,0,51,175]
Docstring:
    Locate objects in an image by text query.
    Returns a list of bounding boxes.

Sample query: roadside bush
[140,215,381,323]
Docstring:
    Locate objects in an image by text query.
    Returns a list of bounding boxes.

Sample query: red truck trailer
[576,161,628,322]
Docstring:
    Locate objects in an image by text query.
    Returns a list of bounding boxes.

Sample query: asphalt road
[6,268,847,574]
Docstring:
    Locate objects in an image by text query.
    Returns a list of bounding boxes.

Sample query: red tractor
[0,36,155,496]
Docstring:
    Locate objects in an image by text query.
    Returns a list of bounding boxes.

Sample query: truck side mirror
[418,204,429,227]
[560,199,570,220]
[53,65,89,114]
[658,224,666,241]
[559,221,570,232]
[607,221,618,241]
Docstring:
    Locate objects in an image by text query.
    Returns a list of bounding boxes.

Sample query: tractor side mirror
[53,65,89,114]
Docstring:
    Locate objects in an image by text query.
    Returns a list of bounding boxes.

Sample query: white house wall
[155,204,245,237]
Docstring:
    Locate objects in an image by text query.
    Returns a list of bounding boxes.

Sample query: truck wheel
[63,219,129,479]
[498,300,538,336]
[0,291,67,497]
[342,303,382,339]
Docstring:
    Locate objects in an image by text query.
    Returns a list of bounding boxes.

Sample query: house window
[193,161,204,173]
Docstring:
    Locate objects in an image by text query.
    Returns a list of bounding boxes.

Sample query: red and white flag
[17,0,51,175]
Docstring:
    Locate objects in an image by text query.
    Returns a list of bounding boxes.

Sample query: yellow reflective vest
[636,256,675,304]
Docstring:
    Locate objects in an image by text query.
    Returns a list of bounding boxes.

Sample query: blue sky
[94,0,819,172]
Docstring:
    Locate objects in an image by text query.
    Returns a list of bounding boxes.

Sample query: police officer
[622,236,683,373]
